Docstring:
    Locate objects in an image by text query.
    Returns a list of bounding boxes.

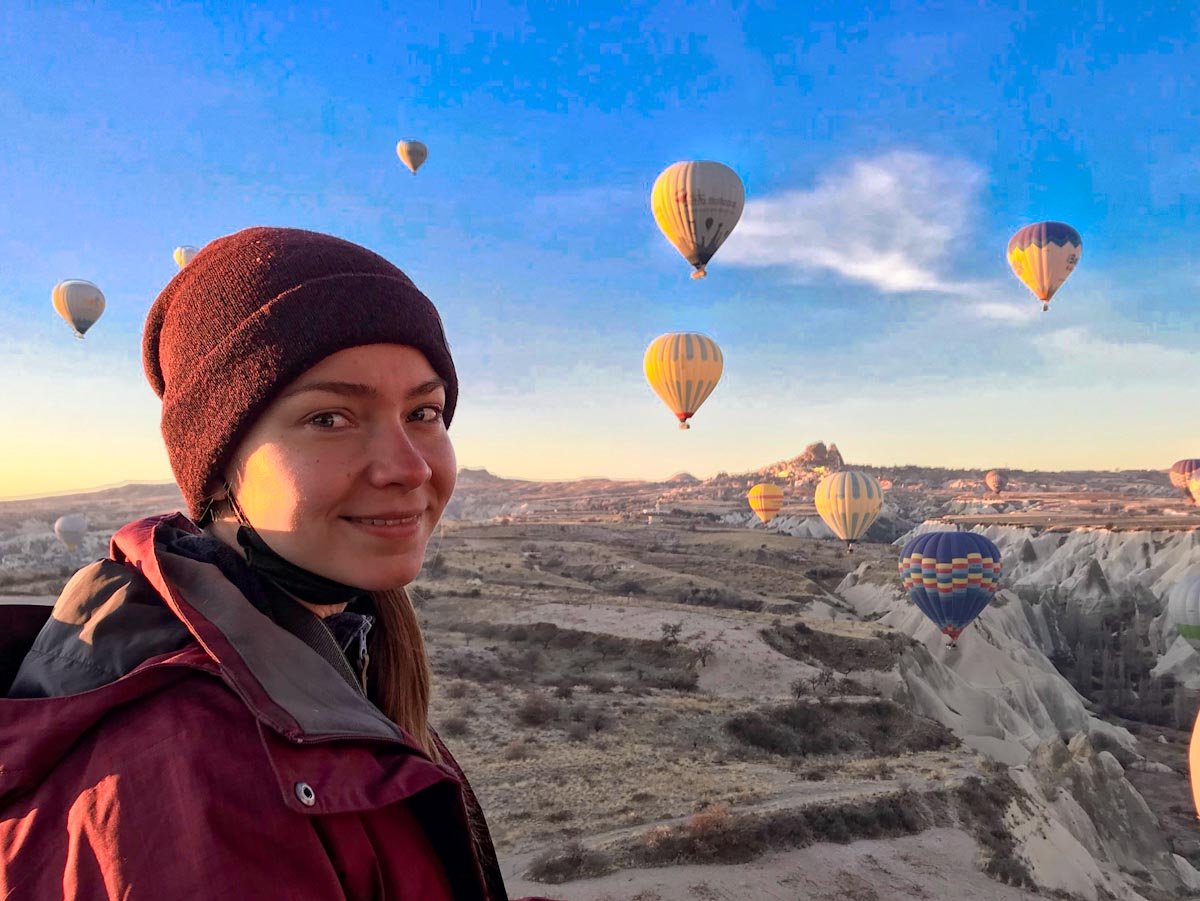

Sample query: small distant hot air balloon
[1007,221,1082,312]
[51,280,105,339]
[1168,574,1200,652]
[814,471,883,551]
[173,245,200,268]
[898,531,1002,648]
[651,161,745,279]
[747,483,784,525]
[1171,460,1200,500]
[53,513,88,551]
[643,332,723,429]
[396,140,428,175]
[985,470,1009,494]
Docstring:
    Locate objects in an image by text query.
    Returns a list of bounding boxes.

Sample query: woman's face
[214,343,456,590]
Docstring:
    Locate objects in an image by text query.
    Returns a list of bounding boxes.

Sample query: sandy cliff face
[1011,734,1200,900]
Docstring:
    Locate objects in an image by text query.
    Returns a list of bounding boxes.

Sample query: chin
[335,558,422,592]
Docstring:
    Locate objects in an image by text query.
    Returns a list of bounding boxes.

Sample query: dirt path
[502,826,1041,901]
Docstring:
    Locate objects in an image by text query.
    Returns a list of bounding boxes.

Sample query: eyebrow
[280,377,447,402]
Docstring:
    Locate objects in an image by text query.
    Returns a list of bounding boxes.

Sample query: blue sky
[3,2,1200,498]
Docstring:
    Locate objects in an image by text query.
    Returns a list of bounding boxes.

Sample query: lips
[342,512,423,526]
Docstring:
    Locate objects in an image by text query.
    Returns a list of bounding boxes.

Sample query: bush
[526,841,614,884]
[440,716,470,737]
[516,692,561,728]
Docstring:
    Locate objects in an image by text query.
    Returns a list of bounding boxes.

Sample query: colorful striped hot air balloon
[651,161,744,279]
[1169,574,1200,652]
[1171,459,1200,500]
[1007,221,1082,312]
[813,471,883,551]
[985,470,1008,494]
[643,332,723,429]
[747,483,784,525]
[898,531,1002,648]
[51,280,105,339]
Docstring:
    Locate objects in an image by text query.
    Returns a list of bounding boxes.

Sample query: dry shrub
[687,803,731,837]
[502,740,532,761]
[526,840,614,884]
[516,692,562,728]
[440,716,470,737]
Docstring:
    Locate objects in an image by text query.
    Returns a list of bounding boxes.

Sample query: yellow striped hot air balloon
[651,161,744,279]
[396,140,428,175]
[748,483,784,525]
[51,280,105,339]
[173,245,200,268]
[643,332,723,429]
[814,471,884,551]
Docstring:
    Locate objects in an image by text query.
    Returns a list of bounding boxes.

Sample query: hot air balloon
[1167,574,1200,652]
[643,332,723,429]
[814,471,883,551]
[396,140,428,175]
[1191,711,1200,820]
[985,470,1008,494]
[651,161,744,279]
[1007,221,1082,312]
[747,483,784,525]
[898,531,1002,648]
[173,245,200,268]
[51,280,105,339]
[1170,460,1200,500]
[53,513,87,551]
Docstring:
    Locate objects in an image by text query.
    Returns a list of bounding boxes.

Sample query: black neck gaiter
[236,525,365,605]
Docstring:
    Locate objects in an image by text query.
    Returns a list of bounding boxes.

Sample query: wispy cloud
[720,151,985,294]
[1033,326,1200,380]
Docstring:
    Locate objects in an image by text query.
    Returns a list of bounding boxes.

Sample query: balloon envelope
[54,513,87,551]
[173,245,200,268]
[643,333,723,429]
[898,531,1001,642]
[1168,574,1200,652]
[397,140,428,174]
[747,483,784,525]
[1007,221,1081,311]
[51,280,105,338]
[651,161,744,279]
[814,471,883,547]
[1170,460,1200,497]
[985,470,1008,494]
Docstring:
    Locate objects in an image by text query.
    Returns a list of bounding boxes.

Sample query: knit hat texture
[143,226,458,519]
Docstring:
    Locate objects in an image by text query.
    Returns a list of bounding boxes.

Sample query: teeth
[350,516,417,526]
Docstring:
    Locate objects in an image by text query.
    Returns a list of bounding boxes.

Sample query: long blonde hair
[369,587,441,762]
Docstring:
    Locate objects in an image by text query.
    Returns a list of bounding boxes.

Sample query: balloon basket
[1042,302,1049,312]
[679,423,690,430]
[691,268,706,279]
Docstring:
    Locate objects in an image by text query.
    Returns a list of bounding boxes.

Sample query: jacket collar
[111,514,422,751]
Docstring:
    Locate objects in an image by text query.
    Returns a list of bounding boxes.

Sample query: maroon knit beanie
[143,226,458,520]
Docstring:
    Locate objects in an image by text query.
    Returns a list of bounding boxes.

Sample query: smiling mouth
[343,514,422,526]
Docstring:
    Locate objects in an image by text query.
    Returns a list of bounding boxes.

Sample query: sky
[3,1,1200,499]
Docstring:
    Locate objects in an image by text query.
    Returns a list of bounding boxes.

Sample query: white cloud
[720,150,985,294]
[1032,327,1200,380]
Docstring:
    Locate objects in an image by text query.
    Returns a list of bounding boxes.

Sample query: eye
[308,412,351,429]
[408,405,443,424]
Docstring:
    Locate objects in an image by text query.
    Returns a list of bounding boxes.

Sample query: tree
[660,621,684,648]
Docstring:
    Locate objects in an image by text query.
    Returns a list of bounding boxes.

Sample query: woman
[1,227,557,900]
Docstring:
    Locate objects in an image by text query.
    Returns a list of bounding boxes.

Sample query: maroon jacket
[0,514,553,900]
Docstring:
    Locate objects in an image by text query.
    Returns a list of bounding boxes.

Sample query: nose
[363,419,433,490]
